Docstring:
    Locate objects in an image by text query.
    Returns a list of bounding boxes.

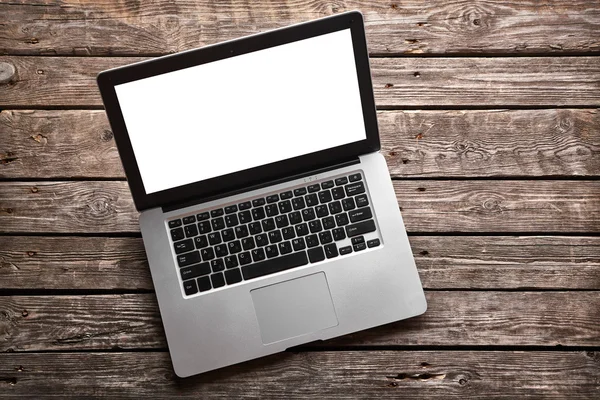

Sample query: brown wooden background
[1,1,599,398]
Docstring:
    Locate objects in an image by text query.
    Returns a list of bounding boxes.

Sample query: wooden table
[1,1,599,398]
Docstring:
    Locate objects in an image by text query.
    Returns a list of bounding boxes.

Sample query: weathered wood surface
[1,351,598,398]
[2,109,599,179]
[1,236,599,290]
[1,0,599,56]
[1,57,600,107]
[1,292,599,352]
[1,180,598,233]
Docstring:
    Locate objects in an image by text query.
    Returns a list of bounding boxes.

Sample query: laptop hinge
[161,157,361,213]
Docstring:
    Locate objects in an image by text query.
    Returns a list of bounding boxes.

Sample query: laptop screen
[114,29,366,195]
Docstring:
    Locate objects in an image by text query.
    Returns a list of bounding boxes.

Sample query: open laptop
[97,11,426,377]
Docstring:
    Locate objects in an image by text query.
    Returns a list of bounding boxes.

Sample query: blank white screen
[115,29,366,194]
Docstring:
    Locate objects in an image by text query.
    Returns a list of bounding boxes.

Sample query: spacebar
[241,251,309,280]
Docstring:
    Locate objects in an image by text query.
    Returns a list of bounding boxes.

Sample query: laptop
[97,11,426,377]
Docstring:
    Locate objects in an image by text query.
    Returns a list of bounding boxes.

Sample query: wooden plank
[1,56,600,107]
[1,236,599,290]
[2,109,599,179]
[1,0,599,56]
[1,180,598,233]
[1,292,599,352]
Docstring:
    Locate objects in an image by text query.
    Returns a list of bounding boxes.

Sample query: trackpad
[251,272,338,344]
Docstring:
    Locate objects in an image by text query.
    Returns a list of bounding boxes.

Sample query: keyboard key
[208,232,221,245]
[268,230,282,243]
[242,251,308,280]
[242,237,255,250]
[282,227,296,240]
[323,216,335,230]
[170,227,185,241]
[319,231,333,244]
[238,201,252,210]
[278,241,293,255]
[309,220,322,233]
[349,207,373,223]
[228,240,242,254]
[239,210,252,224]
[235,225,249,238]
[339,246,352,255]
[197,276,212,292]
[251,248,266,262]
[335,176,348,186]
[351,236,365,245]
[315,205,329,218]
[308,246,325,263]
[225,255,239,269]
[318,190,332,203]
[265,204,279,217]
[194,235,208,249]
[295,223,309,236]
[252,198,265,207]
[225,205,238,214]
[306,234,319,248]
[201,247,215,261]
[308,184,320,193]
[196,212,210,221]
[335,213,349,226]
[211,217,225,231]
[354,242,367,252]
[262,218,275,232]
[168,219,182,228]
[355,194,369,207]
[305,193,319,206]
[321,180,334,189]
[333,228,346,241]
[342,197,356,211]
[265,244,279,258]
[266,194,279,203]
[275,215,289,228]
[292,197,306,210]
[174,239,194,254]
[289,211,302,225]
[248,222,262,235]
[280,191,293,200]
[225,268,243,284]
[367,239,381,248]
[211,208,224,218]
[238,251,252,265]
[211,259,225,272]
[222,228,235,242]
[184,224,198,238]
[252,207,266,220]
[324,243,338,258]
[215,244,228,257]
[292,237,306,251]
[198,221,211,234]
[349,173,362,182]
[177,251,201,267]
[302,208,316,221]
[346,219,376,237]
[183,279,198,295]
[345,181,365,196]
[255,233,268,247]
[294,187,307,196]
[211,272,226,288]
[183,215,196,225]
[329,201,342,214]
[225,214,239,227]
[332,187,345,200]
[279,200,292,213]
[180,262,211,280]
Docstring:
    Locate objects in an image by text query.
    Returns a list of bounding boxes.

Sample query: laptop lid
[97,11,379,211]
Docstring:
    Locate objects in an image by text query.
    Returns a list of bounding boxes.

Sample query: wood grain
[1,180,598,233]
[1,56,600,107]
[1,236,599,290]
[2,109,599,179]
[1,292,599,352]
[1,0,599,56]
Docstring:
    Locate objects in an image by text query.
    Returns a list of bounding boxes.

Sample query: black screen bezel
[97,11,379,211]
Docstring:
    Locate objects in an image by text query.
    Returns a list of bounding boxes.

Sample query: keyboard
[168,172,381,296]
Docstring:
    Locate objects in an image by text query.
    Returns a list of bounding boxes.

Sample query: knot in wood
[88,195,116,217]
[101,129,114,142]
[482,197,504,213]
[0,62,17,85]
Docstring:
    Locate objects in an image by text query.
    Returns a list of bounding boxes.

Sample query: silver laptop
[97,11,426,377]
